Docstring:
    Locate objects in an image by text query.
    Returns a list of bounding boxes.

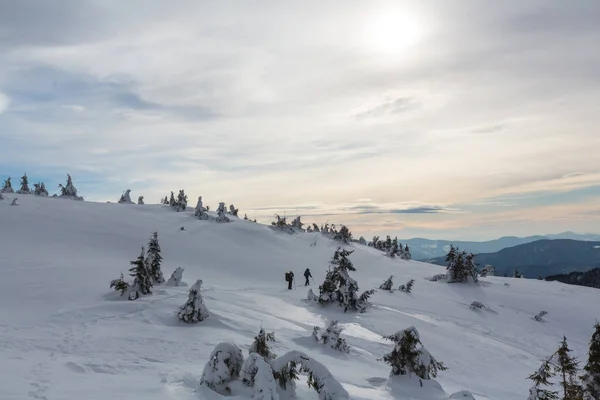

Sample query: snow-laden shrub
[109,273,130,296]
[241,353,279,400]
[307,289,319,302]
[427,274,447,282]
[312,321,349,353]
[534,311,548,322]
[33,182,48,196]
[271,350,349,400]
[380,326,447,385]
[216,202,230,223]
[449,390,476,399]
[229,204,239,217]
[137,196,144,205]
[166,267,184,286]
[249,328,276,361]
[200,342,244,395]
[1,177,14,193]
[10,198,18,206]
[399,279,415,293]
[177,280,209,323]
[469,301,487,310]
[379,276,394,291]
[118,189,134,204]
[58,174,83,200]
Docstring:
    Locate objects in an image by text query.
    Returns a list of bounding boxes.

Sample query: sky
[1,0,600,241]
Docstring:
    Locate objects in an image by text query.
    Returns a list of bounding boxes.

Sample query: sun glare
[364,9,423,56]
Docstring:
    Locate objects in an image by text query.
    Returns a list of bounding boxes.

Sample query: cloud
[0,0,599,239]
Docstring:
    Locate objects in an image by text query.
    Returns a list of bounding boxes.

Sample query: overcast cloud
[1,0,599,240]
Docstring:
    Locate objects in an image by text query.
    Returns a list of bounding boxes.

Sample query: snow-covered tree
[109,272,130,296]
[379,276,394,291]
[166,267,184,286]
[271,350,350,400]
[582,322,600,400]
[200,342,245,395]
[380,326,447,384]
[402,244,412,260]
[128,247,152,300]
[446,247,477,284]
[169,191,176,206]
[249,328,276,361]
[241,353,279,400]
[315,248,375,313]
[291,216,303,230]
[527,355,559,400]
[178,279,209,323]
[556,336,582,399]
[480,264,495,277]
[33,182,48,196]
[119,189,134,204]
[16,174,31,194]
[137,196,144,205]
[534,311,548,322]
[1,177,14,193]
[387,237,400,258]
[146,232,164,284]
[469,301,487,310]
[312,223,319,232]
[194,196,209,220]
[10,198,18,206]
[173,189,187,211]
[399,279,415,293]
[216,202,230,223]
[58,174,81,199]
[229,204,239,217]
[312,321,349,353]
[514,269,523,278]
[333,225,352,243]
[358,236,367,245]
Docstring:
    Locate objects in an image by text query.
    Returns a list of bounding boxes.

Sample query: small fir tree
[465,253,479,283]
[175,189,188,211]
[17,174,31,194]
[33,182,49,196]
[249,328,276,361]
[118,189,134,204]
[216,202,230,223]
[582,322,600,400]
[128,247,152,300]
[178,279,209,323]
[333,225,352,243]
[379,276,394,291]
[166,267,184,286]
[399,279,415,293]
[109,272,130,295]
[229,204,239,216]
[58,174,80,199]
[387,237,400,258]
[556,336,582,399]
[402,244,412,260]
[380,326,447,384]
[527,356,559,400]
[1,177,14,193]
[146,232,165,284]
[137,196,144,205]
[169,191,176,206]
[313,321,349,353]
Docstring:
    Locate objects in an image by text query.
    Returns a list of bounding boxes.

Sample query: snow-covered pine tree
[369,236,379,248]
[33,182,48,196]
[399,279,415,293]
[514,269,523,278]
[379,276,394,291]
[388,237,399,258]
[316,248,375,313]
[556,336,582,399]
[527,355,558,400]
[166,267,184,286]
[465,253,479,283]
[178,279,209,323]
[216,202,230,223]
[582,321,600,400]
[241,353,279,400]
[17,173,31,194]
[446,248,473,284]
[128,247,152,300]
[137,196,144,205]
[249,328,276,361]
[380,326,447,384]
[1,177,14,193]
[58,174,81,199]
[119,189,134,204]
[312,223,319,232]
[291,216,303,230]
[146,232,164,284]
[313,321,349,353]
[109,272,130,295]
[169,191,176,206]
[358,236,367,245]
[402,244,412,260]
[175,189,187,211]
[228,204,239,216]
[383,235,392,252]
[200,342,244,395]
[333,225,352,243]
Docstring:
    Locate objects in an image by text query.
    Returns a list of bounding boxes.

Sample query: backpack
[285,272,291,281]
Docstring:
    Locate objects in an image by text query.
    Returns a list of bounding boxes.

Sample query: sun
[364,9,423,56]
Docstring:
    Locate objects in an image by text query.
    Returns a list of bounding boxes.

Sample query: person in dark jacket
[285,271,294,290]
[304,268,312,286]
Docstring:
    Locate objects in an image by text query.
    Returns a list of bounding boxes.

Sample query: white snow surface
[0,194,598,399]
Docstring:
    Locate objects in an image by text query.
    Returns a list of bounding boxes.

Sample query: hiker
[304,268,312,286]
[285,271,294,290]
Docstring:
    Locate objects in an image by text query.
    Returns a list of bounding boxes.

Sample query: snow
[0,194,599,399]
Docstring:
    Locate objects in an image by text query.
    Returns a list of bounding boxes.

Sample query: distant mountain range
[427,239,600,278]
[401,231,600,261]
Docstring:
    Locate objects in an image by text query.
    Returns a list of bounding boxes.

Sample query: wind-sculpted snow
[0,194,599,399]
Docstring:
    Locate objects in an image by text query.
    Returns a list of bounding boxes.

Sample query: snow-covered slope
[0,194,598,400]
